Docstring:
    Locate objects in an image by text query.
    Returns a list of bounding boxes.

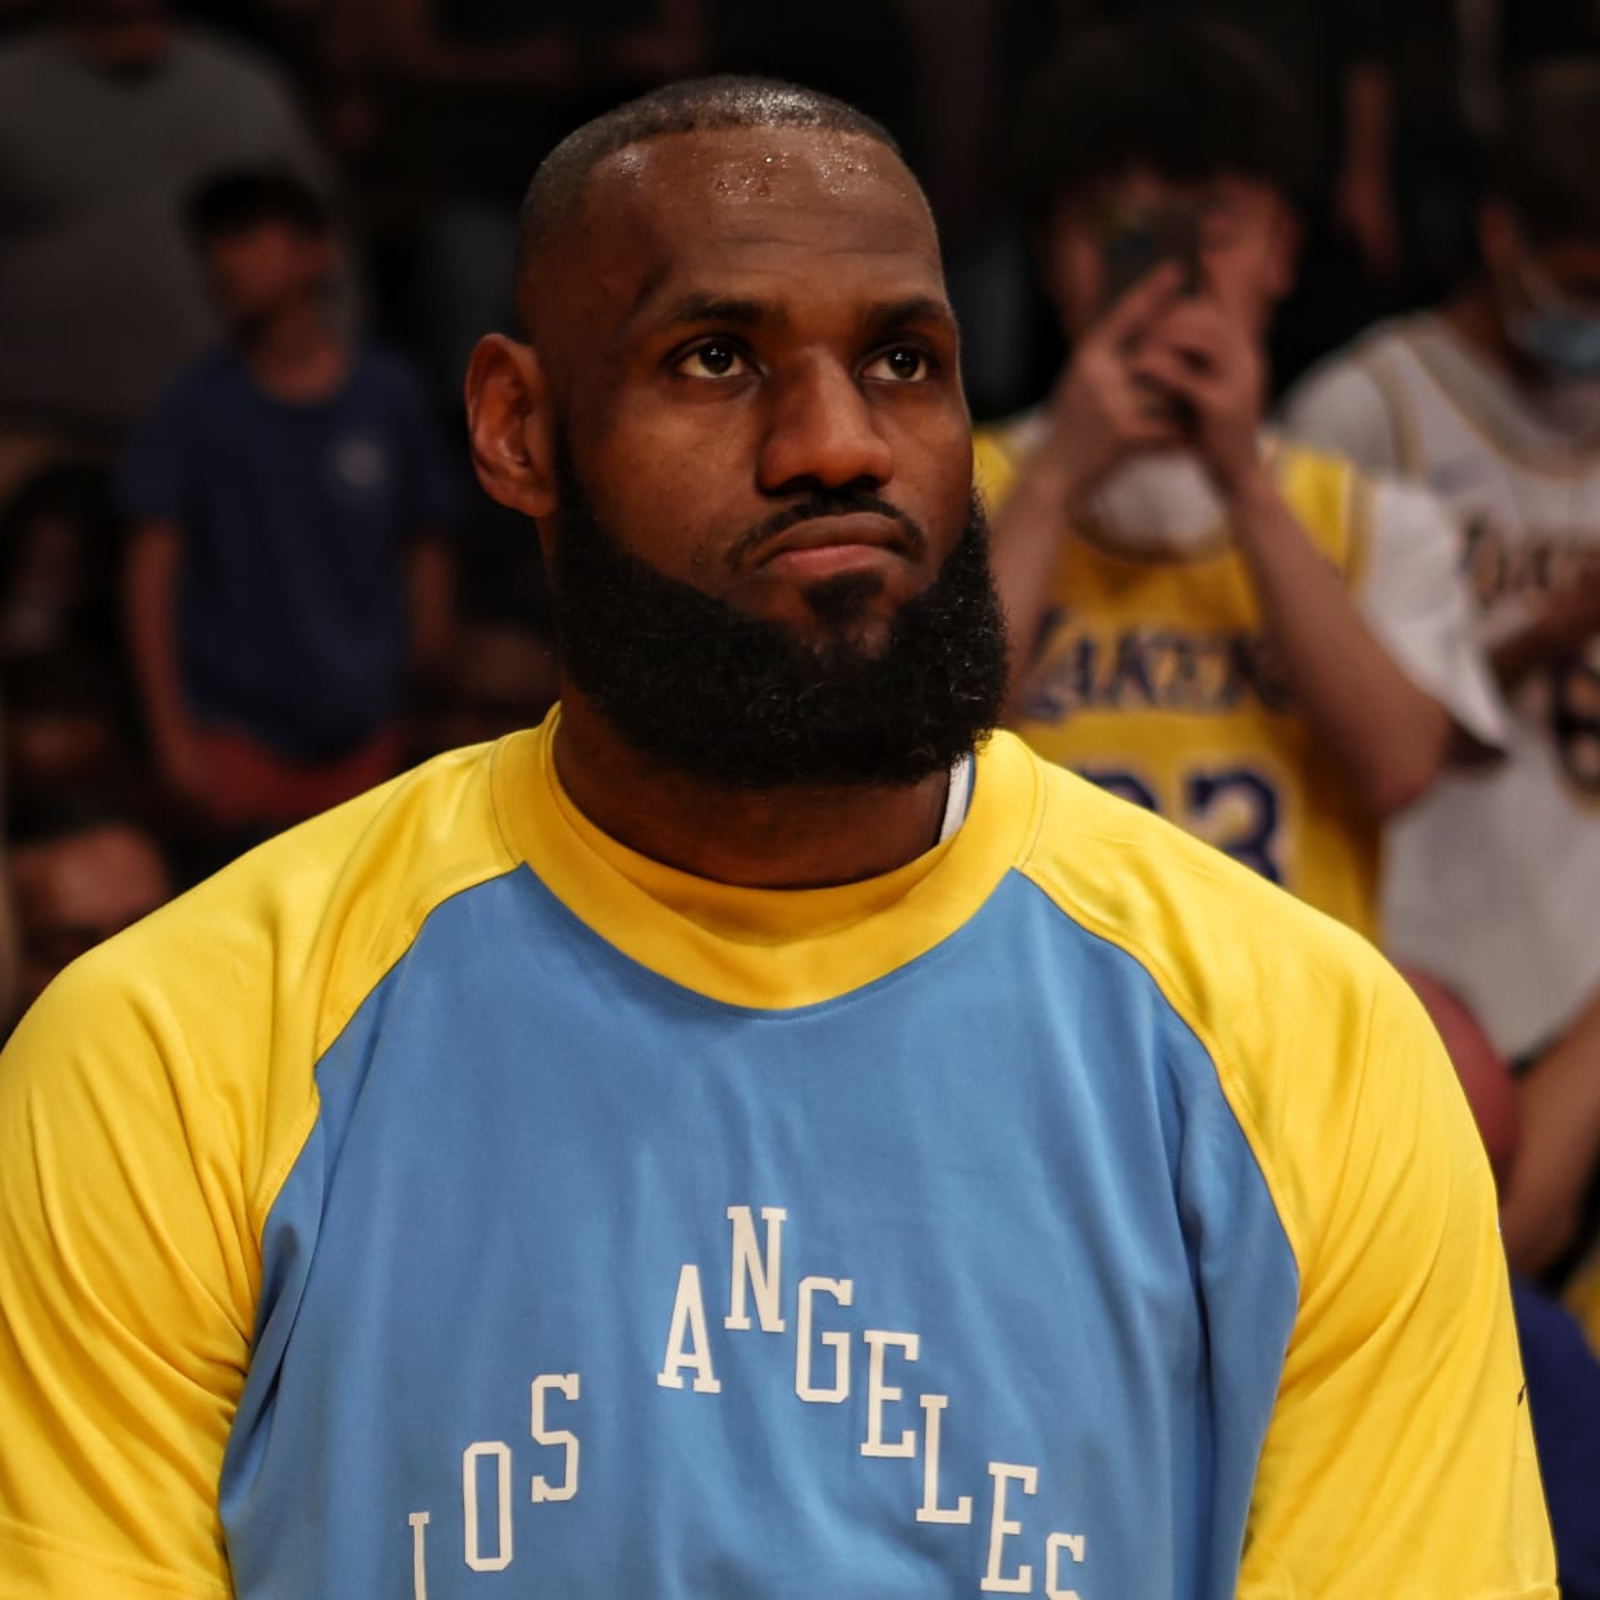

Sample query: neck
[1443,280,1541,389]
[551,690,954,890]
[242,301,348,401]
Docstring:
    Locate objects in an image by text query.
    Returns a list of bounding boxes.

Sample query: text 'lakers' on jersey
[1287,311,1600,1057]
[0,713,1554,1598]
[976,424,1379,936]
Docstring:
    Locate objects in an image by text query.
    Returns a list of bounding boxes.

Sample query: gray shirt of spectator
[0,28,326,438]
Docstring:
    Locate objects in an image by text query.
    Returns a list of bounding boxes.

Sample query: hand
[1040,264,1189,509]
[1133,297,1266,500]
[1538,554,1600,654]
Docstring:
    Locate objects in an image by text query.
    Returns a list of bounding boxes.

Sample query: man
[0,77,1554,1598]
[0,0,328,445]
[1286,64,1600,1066]
[120,168,457,837]
[980,21,1504,940]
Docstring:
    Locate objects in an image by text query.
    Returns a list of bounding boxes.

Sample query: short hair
[1489,64,1600,242]
[185,167,330,242]
[515,76,901,329]
[1009,20,1313,227]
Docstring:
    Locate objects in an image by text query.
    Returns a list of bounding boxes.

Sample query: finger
[1149,302,1231,362]
[1131,349,1203,394]
[1097,262,1186,347]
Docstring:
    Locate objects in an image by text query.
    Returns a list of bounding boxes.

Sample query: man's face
[13,824,171,1010]
[1044,170,1298,345]
[203,223,329,334]
[536,127,974,657]
[468,124,1007,790]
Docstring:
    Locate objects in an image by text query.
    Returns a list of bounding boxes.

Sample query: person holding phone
[979,18,1504,938]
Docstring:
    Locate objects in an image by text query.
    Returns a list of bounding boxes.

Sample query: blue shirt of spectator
[121,345,461,760]
[1512,1275,1600,1600]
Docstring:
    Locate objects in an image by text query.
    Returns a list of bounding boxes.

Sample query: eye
[864,345,933,382]
[675,339,750,379]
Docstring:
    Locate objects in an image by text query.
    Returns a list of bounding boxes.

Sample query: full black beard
[549,451,1009,790]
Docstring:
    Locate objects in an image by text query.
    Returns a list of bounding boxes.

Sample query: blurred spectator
[375,0,705,402]
[977,20,1504,939]
[0,649,146,824]
[1496,983,1600,1285]
[9,799,171,1019]
[0,0,330,457]
[1286,65,1600,1066]
[0,461,119,661]
[119,167,459,844]
[419,619,558,757]
[1405,969,1600,1600]
[1056,0,1397,386]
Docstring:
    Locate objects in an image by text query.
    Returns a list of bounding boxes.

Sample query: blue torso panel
[220,864,1299,1599]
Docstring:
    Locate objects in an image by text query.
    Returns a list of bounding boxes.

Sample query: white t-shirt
[1286,312,1600,1056]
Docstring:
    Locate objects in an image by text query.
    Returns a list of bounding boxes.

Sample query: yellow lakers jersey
[976,423,1378,938]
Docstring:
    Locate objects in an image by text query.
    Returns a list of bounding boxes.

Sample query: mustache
[726,489,929,567]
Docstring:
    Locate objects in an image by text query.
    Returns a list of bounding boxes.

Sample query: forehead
[570,127,945,331]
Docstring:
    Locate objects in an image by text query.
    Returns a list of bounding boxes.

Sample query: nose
[757,356,895,495]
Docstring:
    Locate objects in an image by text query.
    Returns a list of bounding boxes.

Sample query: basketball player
[0,78,1552,1598]
[982,22,1504,939]
[1287,65,1600,1066]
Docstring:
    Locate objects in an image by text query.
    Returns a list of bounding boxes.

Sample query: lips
[755,512,913,566]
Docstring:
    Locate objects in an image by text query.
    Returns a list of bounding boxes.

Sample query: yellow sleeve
[0,743,513,1598]
[1239,960,1556,1596]
[0,945,252,1596]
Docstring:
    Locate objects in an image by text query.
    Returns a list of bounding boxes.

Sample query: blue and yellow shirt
[0,714,1554,1597]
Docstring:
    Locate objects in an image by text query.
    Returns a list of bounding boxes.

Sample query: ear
[465,334,558,520]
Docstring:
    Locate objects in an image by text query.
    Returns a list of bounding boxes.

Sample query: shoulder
[169,28,298,99]
[1008,736,1417,1257]
[1283,317,1430,470]
[4,740,519,1203]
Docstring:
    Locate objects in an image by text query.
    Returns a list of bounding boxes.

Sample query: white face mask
[1080,450,1229,558]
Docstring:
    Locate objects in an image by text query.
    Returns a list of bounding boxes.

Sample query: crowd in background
[3,0,1600,1587]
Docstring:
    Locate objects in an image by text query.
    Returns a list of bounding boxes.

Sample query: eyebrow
[861,295,958,340]
[640,289,956,341]
[644,290,779,333]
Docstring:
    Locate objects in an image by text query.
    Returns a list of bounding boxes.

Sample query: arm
[0,954,250,1594]
[1490,562,1600,694]
[986,265,1188,695]
[1239,961,1555,1595]
[1500,985,1600,1275]
[1148,303,1451,817]
[1231,473,1451,814]
[124,519,211,799]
